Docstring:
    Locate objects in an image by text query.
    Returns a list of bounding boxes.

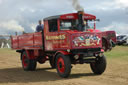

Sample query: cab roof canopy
[44,12,96,20]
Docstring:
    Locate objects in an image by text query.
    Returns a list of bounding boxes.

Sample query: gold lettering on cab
[46,35,66,40]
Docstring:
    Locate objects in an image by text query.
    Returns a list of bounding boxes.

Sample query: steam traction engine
[11,11,116,78]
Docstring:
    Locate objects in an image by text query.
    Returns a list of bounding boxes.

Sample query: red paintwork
[60,13,96,20]
[85,29,116,45]
[44,31,102,51]
[55,51,71,55]
[25,50,35,59]
[86,29,101,32]
[11,12,98,51]
[101,31,116,43]
[11,12,116,61]
[101,49,104,52]
[57,57,65,73]
[11,32,42,50]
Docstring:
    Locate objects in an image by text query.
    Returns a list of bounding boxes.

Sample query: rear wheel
[90,55,106,75]
[56,54,71,78]
[21,51,37,71]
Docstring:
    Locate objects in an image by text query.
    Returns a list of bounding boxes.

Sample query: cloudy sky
[0,0,128,35]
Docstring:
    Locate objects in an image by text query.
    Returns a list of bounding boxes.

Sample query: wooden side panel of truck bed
[11,32,43,50]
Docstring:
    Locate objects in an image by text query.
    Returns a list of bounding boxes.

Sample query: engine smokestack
[72,0,84,11]
[72,0,84,31]
[77,11,84,31]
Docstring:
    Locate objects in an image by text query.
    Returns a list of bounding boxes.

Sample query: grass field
[1,46,128,60]
[105,46,128,60]
[0,46,128,85]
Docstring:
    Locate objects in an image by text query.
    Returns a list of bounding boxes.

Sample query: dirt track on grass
[0,49,128,85]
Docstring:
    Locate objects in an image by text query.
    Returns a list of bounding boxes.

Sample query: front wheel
[21,51,37,71]
[56,54,71,78]
[90,55,107,75]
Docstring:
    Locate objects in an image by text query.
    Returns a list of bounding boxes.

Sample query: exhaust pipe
[77,11,84,31]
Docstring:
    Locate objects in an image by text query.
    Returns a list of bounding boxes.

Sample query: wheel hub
[59,62,62,68]
[57,57,65,73]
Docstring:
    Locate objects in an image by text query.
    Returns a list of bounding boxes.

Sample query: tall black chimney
[77,11,84,31]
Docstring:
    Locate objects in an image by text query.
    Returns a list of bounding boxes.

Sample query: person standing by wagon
[36,20,44,32]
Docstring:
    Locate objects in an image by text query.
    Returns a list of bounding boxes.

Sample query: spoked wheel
[21,51,37,71]
[90,55,107,75]
[56,54,71,78]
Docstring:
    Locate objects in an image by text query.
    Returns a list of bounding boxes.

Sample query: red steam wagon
[11,11,116,78]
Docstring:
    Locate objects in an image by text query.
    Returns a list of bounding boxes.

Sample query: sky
[0,0,128,35]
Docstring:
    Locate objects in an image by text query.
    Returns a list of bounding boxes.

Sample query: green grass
[104,46,128,60]
[0,46,128,61]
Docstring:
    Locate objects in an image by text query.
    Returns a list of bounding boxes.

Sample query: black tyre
[56,54,71,78]
[90,55,106,75]
[49,56,55,68]
[102,39,108,51]
[21,51,37,71]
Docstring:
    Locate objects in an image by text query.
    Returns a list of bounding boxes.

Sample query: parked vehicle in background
[116,35,128,45]
[126,36,128,45]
